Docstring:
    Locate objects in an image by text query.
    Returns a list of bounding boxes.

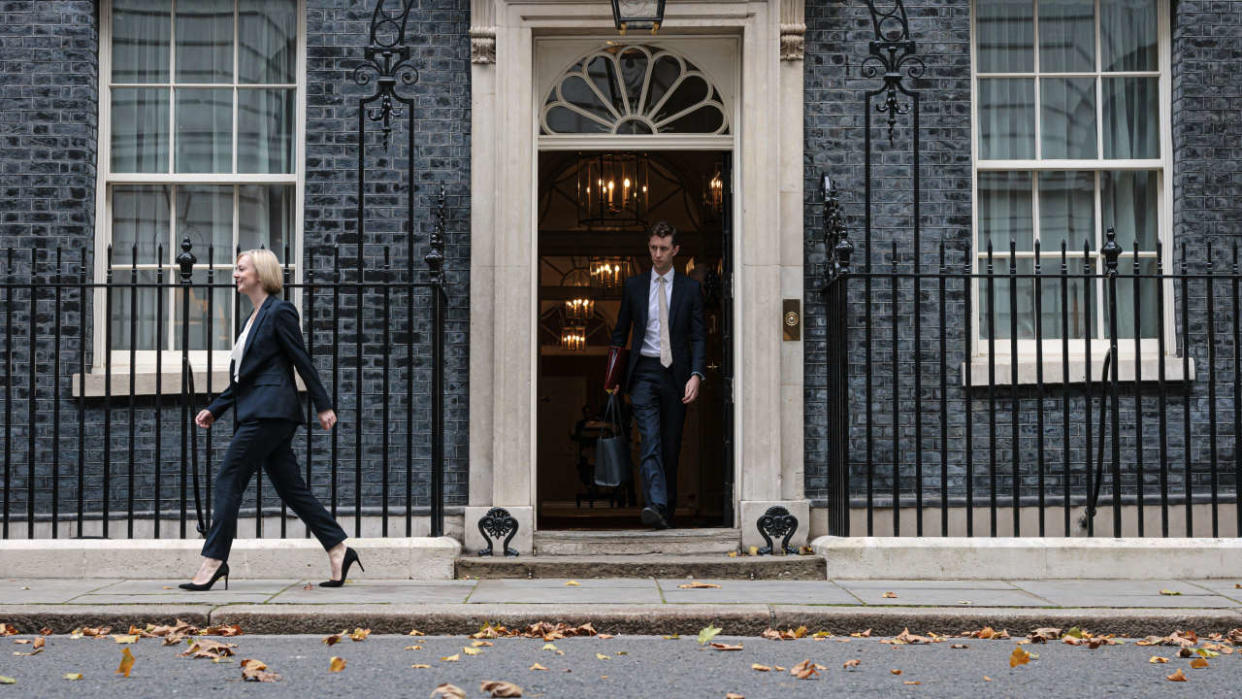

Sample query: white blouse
[230,310,258,383]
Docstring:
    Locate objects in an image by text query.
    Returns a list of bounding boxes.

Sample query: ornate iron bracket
[860,0,924,145]
[426,185,447,285]
[756,506,798,555]
[821,173,852,286]
[477,507,520,557]
[353,0,420,151]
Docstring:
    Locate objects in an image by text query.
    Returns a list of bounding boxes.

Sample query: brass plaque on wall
[782,299,801,341]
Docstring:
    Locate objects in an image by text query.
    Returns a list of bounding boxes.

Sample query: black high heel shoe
[320,547,363,587]
[179,562,229,591]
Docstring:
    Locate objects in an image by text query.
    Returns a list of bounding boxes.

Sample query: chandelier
[560,325,587,352]
[702,165,723,220]
[564,297,595,324]
[590,256,632,294]
[577,152,649,230]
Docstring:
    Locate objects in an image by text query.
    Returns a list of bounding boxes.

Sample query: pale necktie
[658,276,672,368]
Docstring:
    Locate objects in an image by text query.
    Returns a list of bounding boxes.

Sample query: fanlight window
[541,45,729,136]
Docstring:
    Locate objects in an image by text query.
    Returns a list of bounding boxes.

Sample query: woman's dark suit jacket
[206,296,332,423]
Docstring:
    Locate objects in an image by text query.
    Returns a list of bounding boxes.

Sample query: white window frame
[967,0,1180,384]
[92,0,306,379]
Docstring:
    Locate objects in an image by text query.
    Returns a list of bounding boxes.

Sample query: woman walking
[181,249,361,590]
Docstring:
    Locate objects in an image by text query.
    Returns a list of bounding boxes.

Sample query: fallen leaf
[597,634,614,639]
[564,580,581,586]
[698,624,723,645]
[116,647,135,677]
[329,656,346,672]
[951,644,969,649]
[473,640,494,647]
[72,626,112,638]
[959,600,973,605]
[408,628,425,636]
[1190,657,1209,669]
[727,551,739,558]
[302,583,314,590]
[662,634,680,640]
[774,666,786,672]
[200,624,243,637]
[1159,589,1182,596]
[463,647,482,656]
[323,632,343,646]
[542,643,558,651]
[480,680,523,697]
[1010,646,1031,668]
[0,625,19,636]
[678,581,722,589]
[1167,668,1188,682]
[404,645,423,651]
[240,658,281,682]
[596,653,610,660]
[112,634,139,644]
[0,676,14,685]
[891,669,902,675]
[793,659,821,679]
[751,664,771,672]
[710,642,744,651]
[431,683,466,699]
[726,694,745,699]
[349,628,371,642]
[904,681,921,685]
[851,629,872,638]
[179,639,236,659]
[411,664,431,669]
[11,639,28,645]
[529,663,548,671]
[63,672,83,681]
[843,659,861,669]
[882,592,898,599]
[749,546,759,556]
[983,676,992,682]
[1028,627,1061,643]
[441,654,460,662]
[1149,656,1169,663]
[1195,648,1220,658]
[38,628,52,636]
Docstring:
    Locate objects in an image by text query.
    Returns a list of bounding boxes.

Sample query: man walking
[605,221,706,529]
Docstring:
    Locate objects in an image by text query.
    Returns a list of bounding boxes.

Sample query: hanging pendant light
[560,325,587,352]
[576,152,649,230]
[610,0,666,34]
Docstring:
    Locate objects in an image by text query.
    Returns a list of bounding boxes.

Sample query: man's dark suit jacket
[206,296,332,424]
[609,270,707,392]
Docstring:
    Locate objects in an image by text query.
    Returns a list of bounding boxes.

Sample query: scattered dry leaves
[881,592,898,599]
[328,656,346,672]
[63,673,83,681]
[1149,656,1169,663]
[1028,627,1061,643]
[891,669,902,675]
[792,659,822,679]
[323,631,344,646]
[1159,589,1182,596]
[349,628,371,642]
[529,663,548,671]
[179,639,237,660]
[726,694,745,699]
[751,664,771,672]
[240,658,281,682]
[38,628,52,636]
[678,581,722,589]
[966,626,1010,640]
[408,628,425,636]
[200,624,243,637]
[116,647,135,677]
[1167,668,1188,682]
[70,626,112,638]
[441,654,460,662]
[595,653,610,661]
[710,643,744,651]
[1190,657,1210,669]
[480,680,523,697]
[463,647,483,656]
[410,664,431,669]
[883,628,935,645]
[951,643,969,649]
[0,676,13,685]
[904,681,921,685]
[111,634,139,644]
[0,624,19,636]
[1009,646,1031,668]
[471,621,597,641]
[564,580,581,587]
[761,627,807,641]
[431,683,466,699]
[404,645,423,651]
[842,659,861,670]
[698,624,723,645]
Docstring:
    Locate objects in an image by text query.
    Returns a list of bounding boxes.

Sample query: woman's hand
[318,409,337,430]
[195,409,215,429]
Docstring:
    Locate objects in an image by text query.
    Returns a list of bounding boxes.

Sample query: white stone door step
[534,528,741,556]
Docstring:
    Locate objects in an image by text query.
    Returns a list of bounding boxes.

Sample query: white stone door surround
[465,0,808,553]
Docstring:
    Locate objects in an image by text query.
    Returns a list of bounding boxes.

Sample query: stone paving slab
[1184,579,1242,600]
[1011,579,1241,608]
[467,578,663,604]
[656,579,859,605]
[87,579,298,596]
[268,580,477,604]
[71,592,277,605]
[0,579,121,603]
[835,581,1051,607]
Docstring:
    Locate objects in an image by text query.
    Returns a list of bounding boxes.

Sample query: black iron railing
[822,181,1242,538]
[0,209,449,540]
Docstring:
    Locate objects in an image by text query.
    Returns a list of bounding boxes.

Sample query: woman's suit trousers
[201,419,346,561]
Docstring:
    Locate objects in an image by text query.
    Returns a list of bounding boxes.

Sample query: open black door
[719,152,734,527]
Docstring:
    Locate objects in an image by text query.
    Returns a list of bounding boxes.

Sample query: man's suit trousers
[630,356,686,512]
[201,419,346,561]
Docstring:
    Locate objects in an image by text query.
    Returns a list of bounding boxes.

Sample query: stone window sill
[962,355,1195,387]
[71,369,307,398]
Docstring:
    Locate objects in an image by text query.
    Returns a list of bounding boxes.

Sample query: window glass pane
[1110,258,1159,338]
[1034,268,1092,339]
[978,172,1033,252]
[976,0,1033,73]
[1039,171,1095,252]
[1102,77,1159,158]
[1103,170,1159,251]
[239,185,292,256]
[238,0,296,84]
[1102,0,1158,72]
[238,89,294,173]
[1041,78,1097,158]
[111,88,169,173]
[109,270,161,351]
[112,0,170,83]
[1039,0,1094,73]
[176,185,233,257]
[112,185,170,265]
[175,271,233,351]
[175,0,233,83]
[978,79,1035,159]
[175,88,233,173]
[982,259,1036,339]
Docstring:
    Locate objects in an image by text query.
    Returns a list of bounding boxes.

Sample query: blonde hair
[238,249,284,295]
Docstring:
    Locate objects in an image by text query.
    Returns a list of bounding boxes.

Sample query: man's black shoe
[641,505,669,530]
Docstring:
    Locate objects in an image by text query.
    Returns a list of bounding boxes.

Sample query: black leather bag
[594,393,632,487]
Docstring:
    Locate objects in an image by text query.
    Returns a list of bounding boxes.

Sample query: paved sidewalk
[3,577,1242,636]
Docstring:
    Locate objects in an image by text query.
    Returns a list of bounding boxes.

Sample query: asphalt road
[0,632,1235,697]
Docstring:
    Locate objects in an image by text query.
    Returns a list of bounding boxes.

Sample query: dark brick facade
[803,0,1242,525]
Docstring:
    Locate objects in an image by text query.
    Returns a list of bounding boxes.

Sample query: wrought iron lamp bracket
[354,1,420,151]
[859,0,924,145]
[477,507,520,557]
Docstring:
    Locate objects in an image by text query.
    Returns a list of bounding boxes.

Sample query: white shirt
[230,310,258,383]
[640,268,674,358]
